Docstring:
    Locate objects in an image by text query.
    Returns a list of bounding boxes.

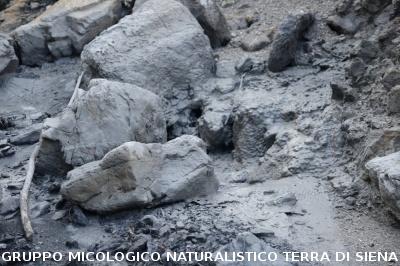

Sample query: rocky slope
[1,0,400,265]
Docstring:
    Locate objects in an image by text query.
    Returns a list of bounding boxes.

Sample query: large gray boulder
[81,0,215,136]
[267,10,314,72]
[12,0,124,66]
[60,135,219,213]
[179,0,231,48]
[0,33,18,75]
[365,152,400,220]
[36,79,166,176]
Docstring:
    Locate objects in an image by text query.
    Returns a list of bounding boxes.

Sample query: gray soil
[1,0,400,265]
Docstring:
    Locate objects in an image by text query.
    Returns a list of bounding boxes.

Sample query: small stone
[387,85,400,113]
[236,57,253,73]
[6,183,22,190]
[0,173,10,178]
[0,197,20,215]
[70,206,88,226]
[30,2,40,9]
[55,197,66,210]
[250,227,275,238]
[31,201,51,218]
[128,236,148,253]
[240,33,271,51]
[216,60,236,78]
[136,215,161,235]
[382,68,400,90]
[11,161,23,169]
[159,225,170,237]
[356,40,378,60]
[48,182,61,193]
[327,14,359,35]
[263,190,275,195]
[65,240,79,249]
[176,221,185,229]
[52,210,67,221]
[345,196,356,206]
[330,82,357,102]
[10,127,41,145]
[0,139,8,148]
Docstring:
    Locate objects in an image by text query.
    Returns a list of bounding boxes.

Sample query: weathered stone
[342,117,369,146]
[10,124,42,145]
[36,79,166,176]
[240,32,271,51]
[12,0,124,66]
[216,60,236,78]
[327,14,359,35]
[233,106,268,162]
[81,0,215,136]
[382,68,400,90]
[328,173,353,193]
[236,57,254,73]
[365,152,400,220]
[248,157,283,183]
[70,206,88,226]
[199,104,233,148]
[31,201,51,218]
[60,135,219,213]
[0,33,18,76]
[387,85,400,113]
[346,57,367,84]
[359,127,400,167]
[179,0,231,48]
[0,197,19,215]
[356,40,378,60]
[330,81,357,102]
[268,10,314,72]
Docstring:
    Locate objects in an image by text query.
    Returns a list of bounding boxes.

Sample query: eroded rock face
[12,0,124,66]
[60,135,219,213]
[178,0,231,48]
[0,33,18,76]
[267,10,314,72]
[81,0,215,136]
[365,152,400,220]
[36,79,166,176]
